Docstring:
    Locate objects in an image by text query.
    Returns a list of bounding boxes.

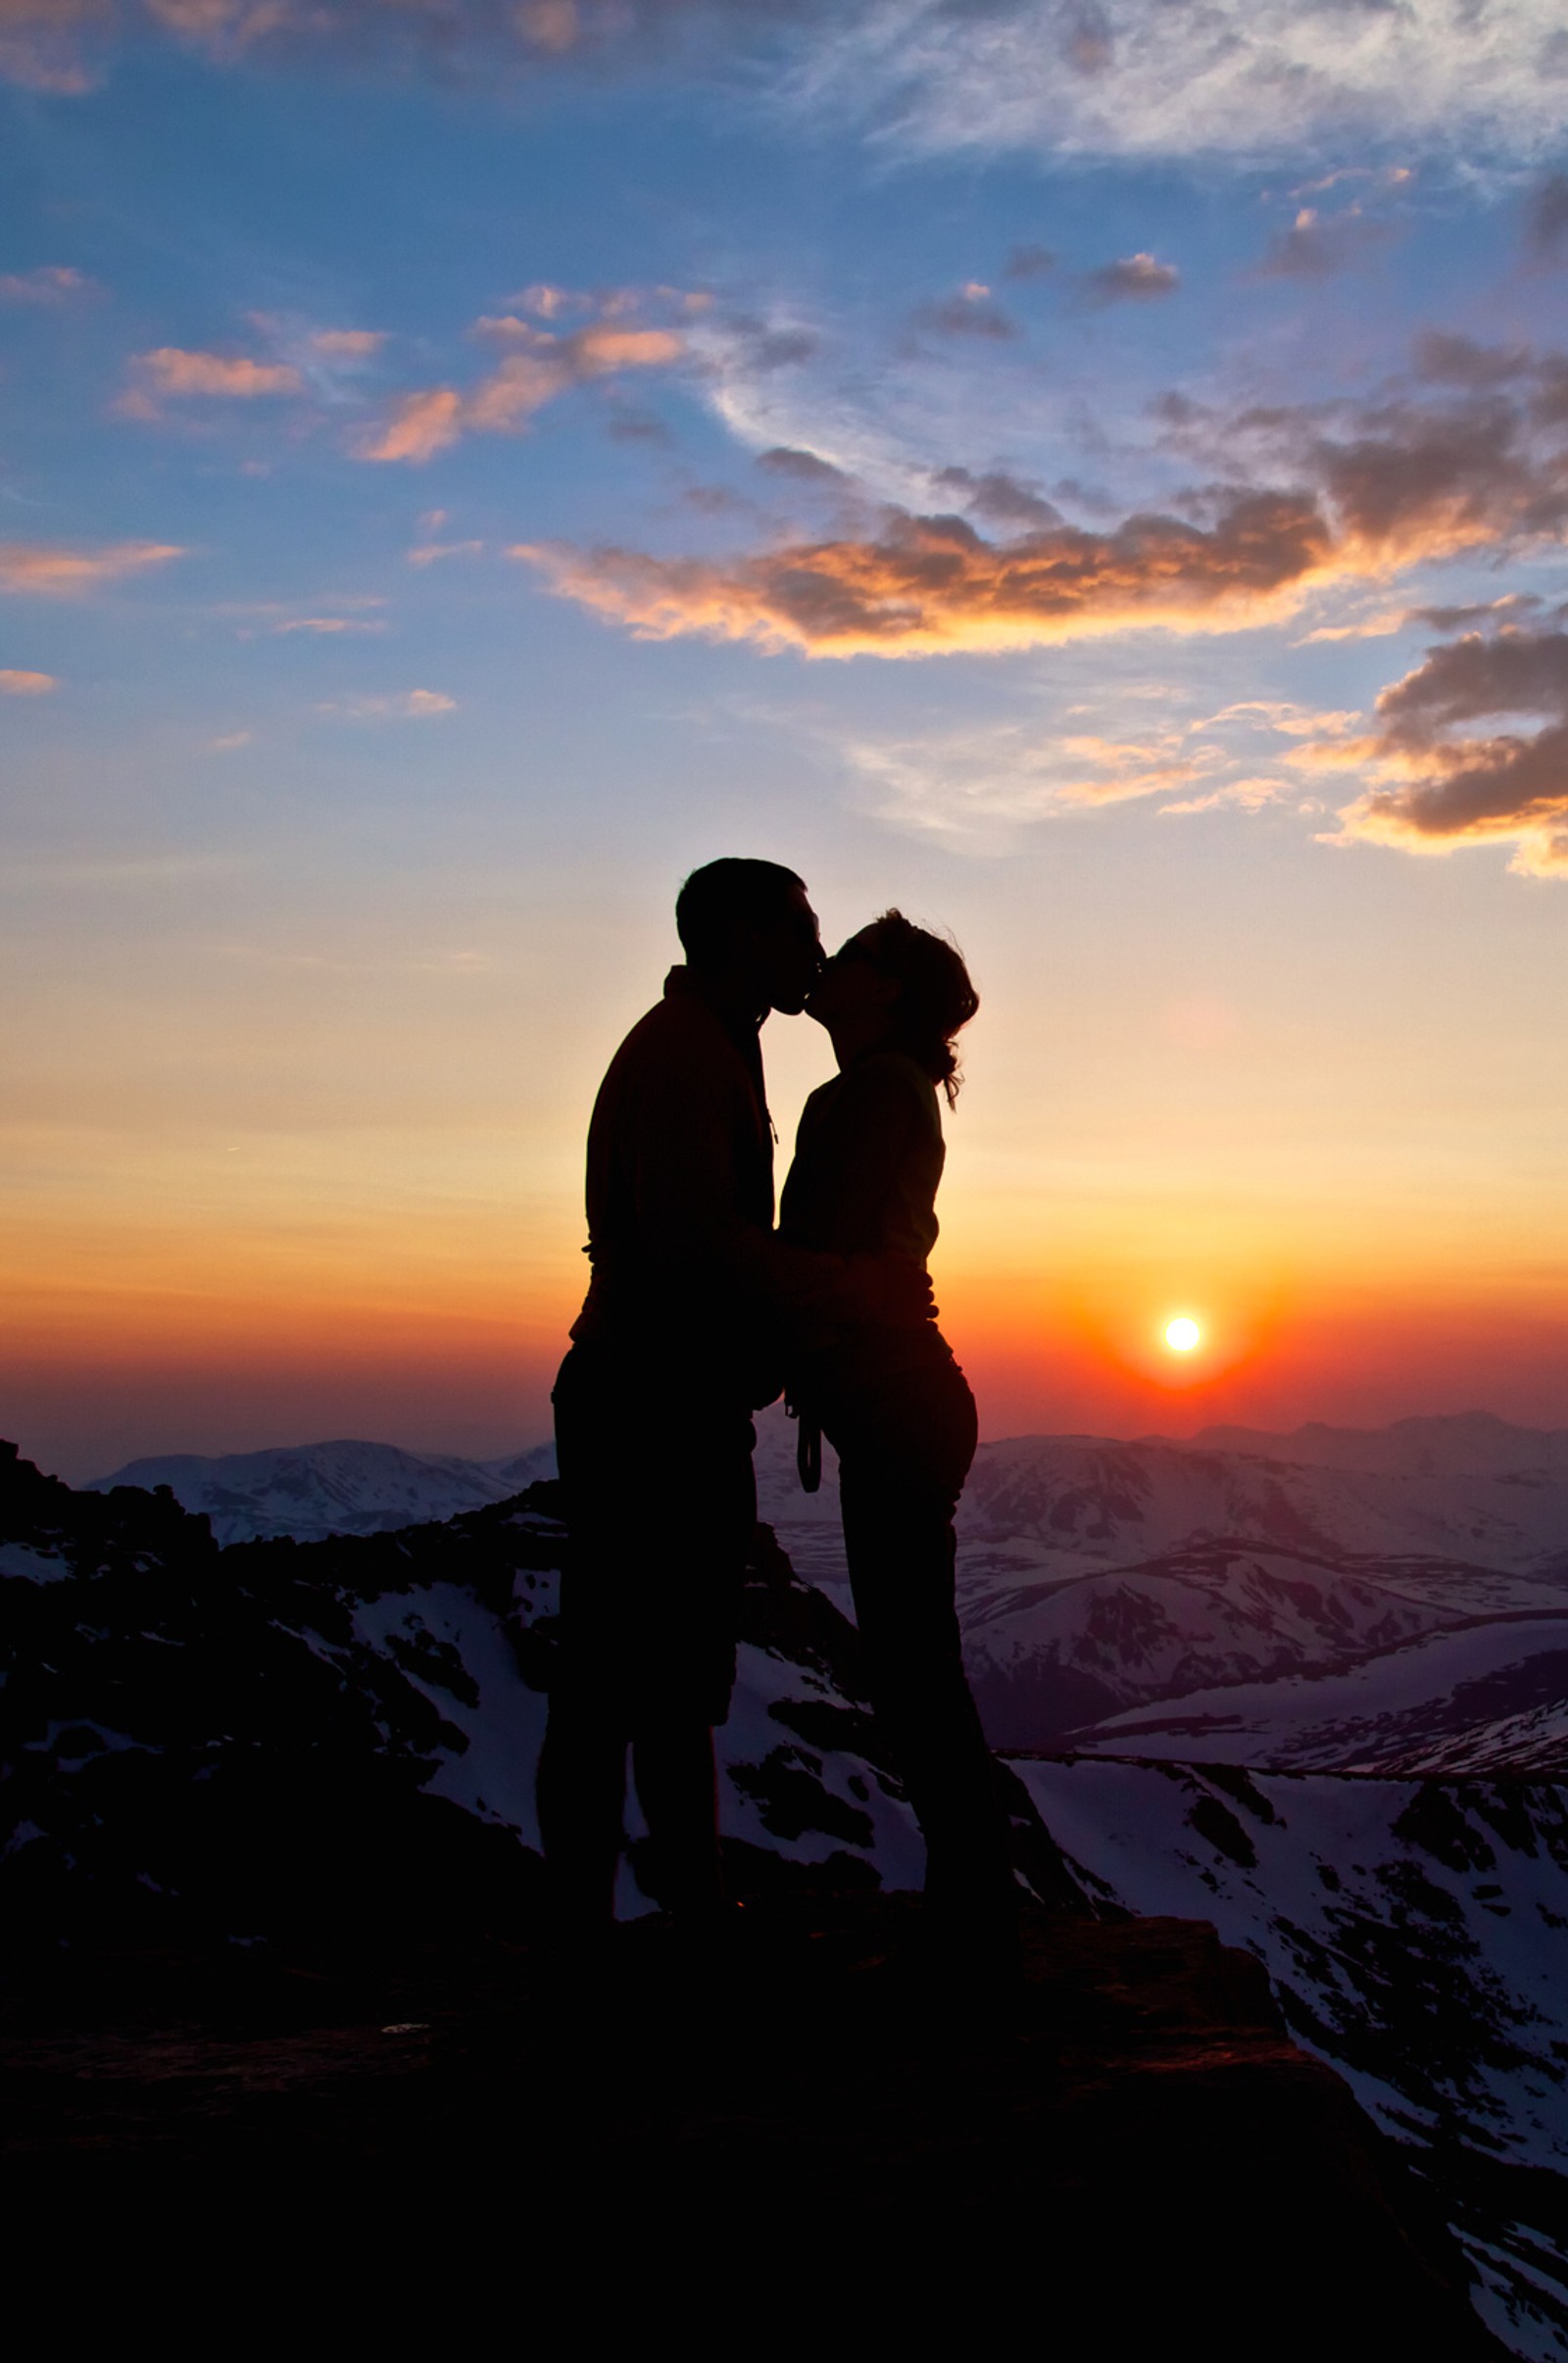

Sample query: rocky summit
[3,1440,1564,2354]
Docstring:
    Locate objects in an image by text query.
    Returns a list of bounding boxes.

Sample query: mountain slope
[1015,1754,1568,2360]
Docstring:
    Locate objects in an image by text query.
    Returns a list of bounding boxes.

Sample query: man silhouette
[536,859,826,1935]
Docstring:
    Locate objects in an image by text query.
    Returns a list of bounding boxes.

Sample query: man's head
[675,858,822,1016]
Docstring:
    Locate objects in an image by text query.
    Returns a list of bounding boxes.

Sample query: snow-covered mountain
[1019,1755,1568,2359]
[5,1438,1564,2359]
[85,1437,557,1546]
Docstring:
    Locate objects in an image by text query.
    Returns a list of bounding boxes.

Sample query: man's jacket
[570,966,782,1399]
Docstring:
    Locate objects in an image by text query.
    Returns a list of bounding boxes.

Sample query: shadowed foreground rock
[0,1906,1502,2354]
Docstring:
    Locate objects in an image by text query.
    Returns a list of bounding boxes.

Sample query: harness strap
[784,1395,823,1495]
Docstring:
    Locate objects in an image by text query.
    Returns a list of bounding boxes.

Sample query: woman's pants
[817,1340,1016,1926]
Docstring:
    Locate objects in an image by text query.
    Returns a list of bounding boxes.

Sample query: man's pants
[536,1341,758,1929]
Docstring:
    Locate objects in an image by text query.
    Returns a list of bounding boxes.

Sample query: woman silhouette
[779,911,1016,1965]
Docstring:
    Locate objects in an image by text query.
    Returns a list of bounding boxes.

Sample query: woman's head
[811,910,979,1105]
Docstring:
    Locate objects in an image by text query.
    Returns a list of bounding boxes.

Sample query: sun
[1164,1316,1201,1353]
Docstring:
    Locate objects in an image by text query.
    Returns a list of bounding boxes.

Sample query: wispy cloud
[407,539,485,566]
[0,666,58,693]
[835,708,1288,845]
[0,264,92,303]
[0,540,184,596]
[271,615,387,634]
[318,688,457,718]
[789,1,1568,168]
[306,327,387,360]
[16,3,1567,176]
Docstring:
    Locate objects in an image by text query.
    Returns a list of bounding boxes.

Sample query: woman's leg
[831,1357,1016,1935]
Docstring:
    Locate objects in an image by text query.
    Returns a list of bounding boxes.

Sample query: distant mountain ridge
[87,1437,557,1546]
[1175,1410,1568,1476]
[87,1408,1568,1779]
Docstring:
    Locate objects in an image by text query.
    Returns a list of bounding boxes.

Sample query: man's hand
[840,1254,937,1328]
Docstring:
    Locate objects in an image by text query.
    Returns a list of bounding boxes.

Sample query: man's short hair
[675,858,807,965]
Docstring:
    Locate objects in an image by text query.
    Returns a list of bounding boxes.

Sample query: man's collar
[664,963,766,1034]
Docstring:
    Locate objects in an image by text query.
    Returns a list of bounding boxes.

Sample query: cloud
[512,338,1568,659]
[790,1,1568,168]
[0,666,58,693]
[1081,252,1179,303]
[1257,207,1389,280]
[122,345,305,416]
[1331,628,1568,874]
[13,0,1568,181]
[931,466,1061,529]
[1157,775,1285,815]
[1004,244,1056,280]
[354,320,684,463]
[0,264,92,303]
[0,0,101,92]
[271,615,387,633]
[1406,593,1544,632]
[755,446,846,484]
[1525,173,1568,264]
[835,710,1289,844]
[319,688,457,718]
[513,487,1333,657]
[406,538,485,565]
[359,387,465,464]
[1413,331,1532,388]
[0,540,184,596]
[503,282,596,320]
[307,328,386,359]
[909,285,1018,339]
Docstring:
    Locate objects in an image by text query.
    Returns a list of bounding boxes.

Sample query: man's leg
[628,1393,757,1920]
[537,1345,635,1939]
[629,1720,725,1916]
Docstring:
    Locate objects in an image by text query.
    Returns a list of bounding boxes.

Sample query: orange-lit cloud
[122,344,305,416]
[0,666,58,692]
[0,539,184,595]
[514,491,1334,656]
[1333,627,1568,876]
[361,387,465,464]
[355,320,684,463]
[518,348,1568,658]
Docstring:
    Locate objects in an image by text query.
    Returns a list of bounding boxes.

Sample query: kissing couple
[536,857,1017,1971]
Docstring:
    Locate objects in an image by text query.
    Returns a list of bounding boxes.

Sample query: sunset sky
[4,0,1567,1480]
